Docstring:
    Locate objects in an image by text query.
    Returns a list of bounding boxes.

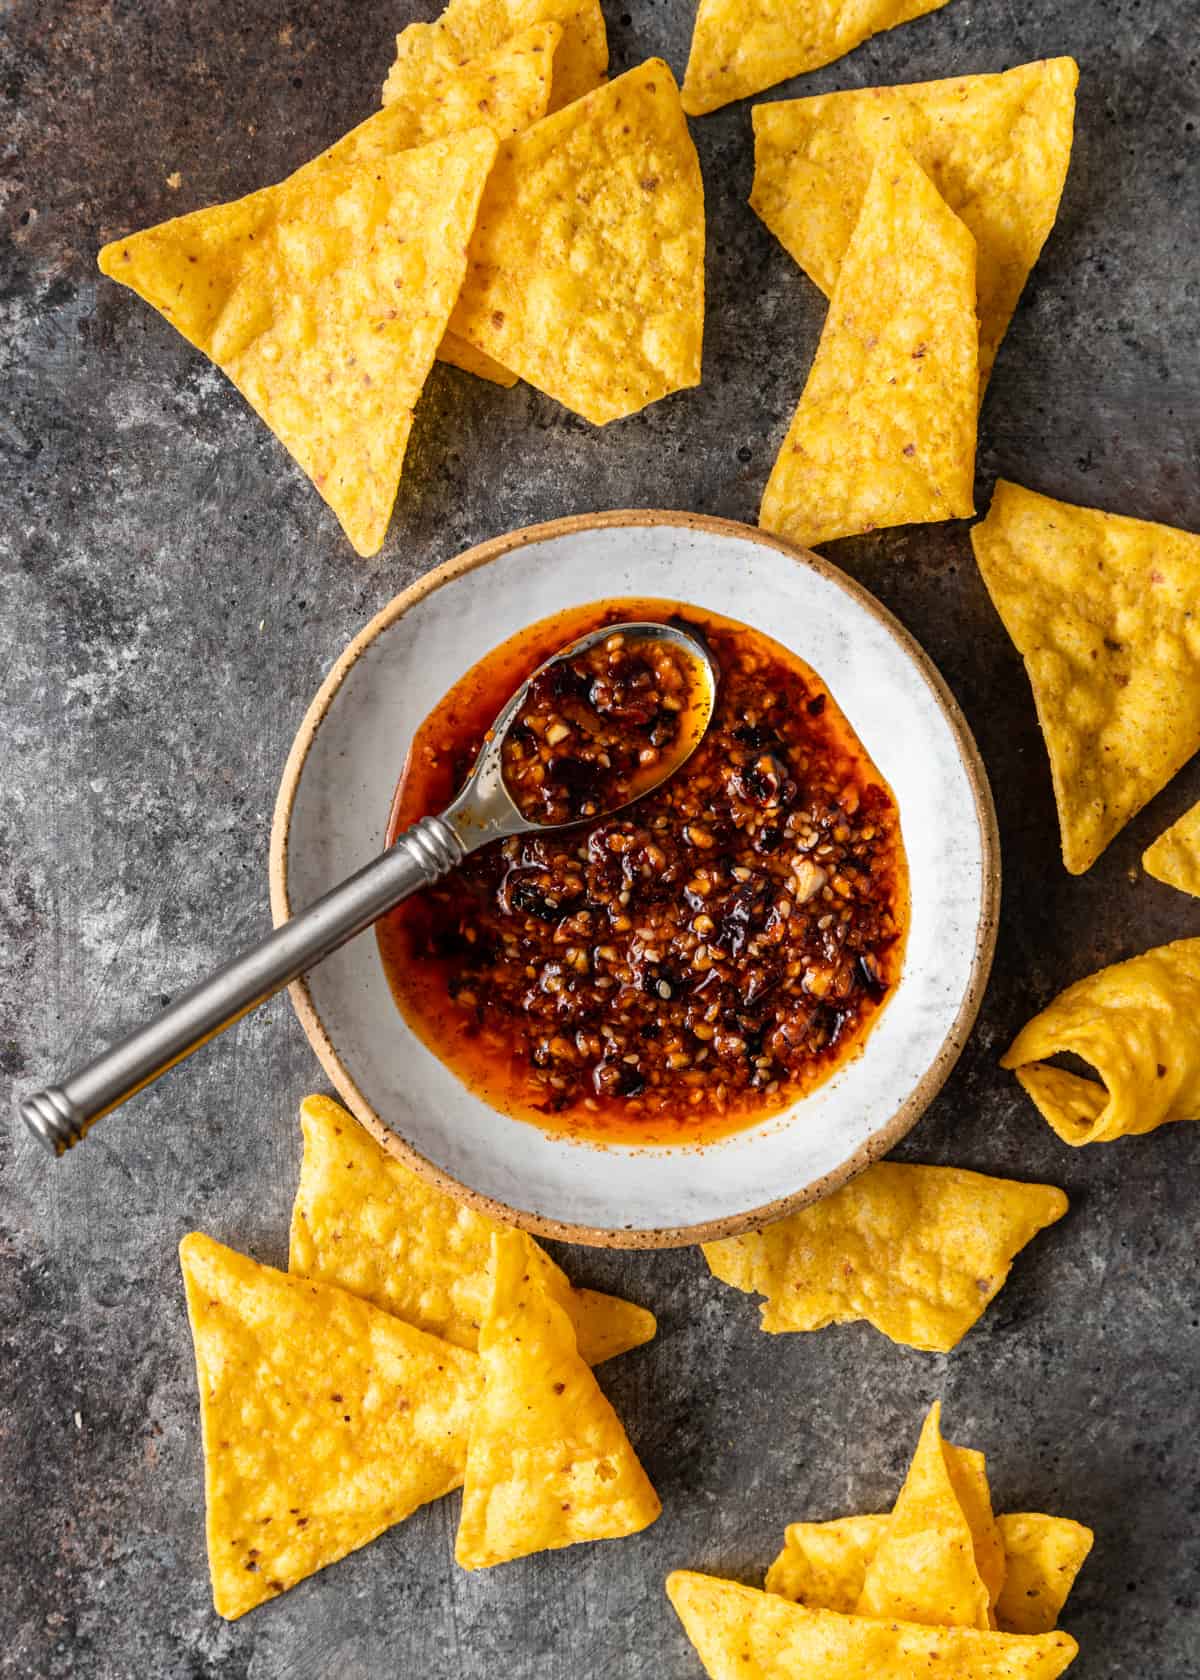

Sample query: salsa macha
[379,599,909,1146]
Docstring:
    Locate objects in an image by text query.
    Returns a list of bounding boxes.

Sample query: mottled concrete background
[2,0,1198,1675]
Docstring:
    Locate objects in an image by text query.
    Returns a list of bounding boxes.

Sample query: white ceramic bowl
[270,512,998,1247]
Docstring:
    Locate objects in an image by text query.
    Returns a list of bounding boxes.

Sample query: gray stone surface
[2,0,1199,1674]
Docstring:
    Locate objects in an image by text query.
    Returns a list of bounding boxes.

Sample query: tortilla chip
[946,1445,1007,1620]
[702,1161,1067,1353]
[326,22,558,167]
[384,0,607,114]
[765,1514,889,1612]
[857,1403,991,1629]
[448,60,705,425]
[98,128,498,556]
[681,0,951,117]
[759,145,977,549]
[455,1230,660,1568]
[768,1512,1090,1635]
[750,59,1078,391]
[179,1231,480,1619]
[1001,938,1200,1145]
[971,480,1200,873]
[290,1095,654,1363]
[666,1572,1079,1680]
[438,327,520,386]
[995,1516,1094,1636]
[1143,800,1200,897]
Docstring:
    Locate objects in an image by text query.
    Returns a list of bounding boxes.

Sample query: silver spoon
[19,620,717,1155]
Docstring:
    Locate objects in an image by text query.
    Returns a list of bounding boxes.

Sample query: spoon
[19,620,717,1155]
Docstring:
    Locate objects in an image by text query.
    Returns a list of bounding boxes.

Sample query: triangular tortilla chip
[384,0,607,114]
[1144,799,1200,897]
[289,1095,655,1362]
[667,1572,1080,1680]
[856,1403,991,1629]
[751,59,1078,390]
[454,1230,660,1567]
[448,59,705,424]
[769,1509,1090,1635]
[995,1515,1094,1636]
[759,145,977,549]
[322,22,558,168]
[98,127,498,556]
[946,1445,1007,1620]
[765,1514,889,1612]
[681,0,951,116]
[179,1232,481,1619]
[971,480,1200,872]
[703,1161,1067,1353]
[1001,938,1200,1144]
[371,21,555,393]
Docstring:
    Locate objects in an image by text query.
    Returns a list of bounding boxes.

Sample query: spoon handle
[18,815,464,1156]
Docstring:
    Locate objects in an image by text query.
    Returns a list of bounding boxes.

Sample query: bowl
[270,511,999,1247]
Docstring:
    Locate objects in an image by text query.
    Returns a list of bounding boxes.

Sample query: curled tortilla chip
[448,59,705,425]
[681,0,951,117]
[1001,938,1200,1145]
[765,1514,889,1612]
[759,144,977,549]
[857,1403,992,1630]
[98,128,498,556]
[995,1515,1094,1636]
[1143,800,1200,898]
[384,0,607,114]
[666,1571,1079,1680]
[750,59,1078,390]
[767,1511,1091,1635]
[972,480,1200,873]
[179,1232,480,1619]
[290,1095,655,1363]
[455,1230,661,1568]
[703,1161,1067,1353]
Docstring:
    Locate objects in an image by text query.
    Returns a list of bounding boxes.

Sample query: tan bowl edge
[269,508,1001,1250]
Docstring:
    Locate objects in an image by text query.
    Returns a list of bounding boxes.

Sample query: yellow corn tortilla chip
[179,1231,481,1620]
[98,128,498,557]
[765,1514,889,1612]
[767,1511,1091,1635]
[369,21,554,393]
[751,59,1077,391]
[759,145,977,549]
[455,1230,661,1568]
[681,0,952,117]
[666,1572,1079,1680]
[290,1095,655,1362]
[384,0,607,114]
[972,479,1200,873]
[325,22,558,166]
[947,1445,1007,1619]
[995,1515,1094,1636]
[702,1161,1067,1353]
[1001,938,1200,1145]
[1143,799,1200,897]
[857,1403,992,1629]
[438,326,520,385]
[448,59,705,425]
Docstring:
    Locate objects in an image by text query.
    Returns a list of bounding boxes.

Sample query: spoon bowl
[443,619,718,848]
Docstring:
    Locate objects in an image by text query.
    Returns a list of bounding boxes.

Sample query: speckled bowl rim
[269,509,1000,1249]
